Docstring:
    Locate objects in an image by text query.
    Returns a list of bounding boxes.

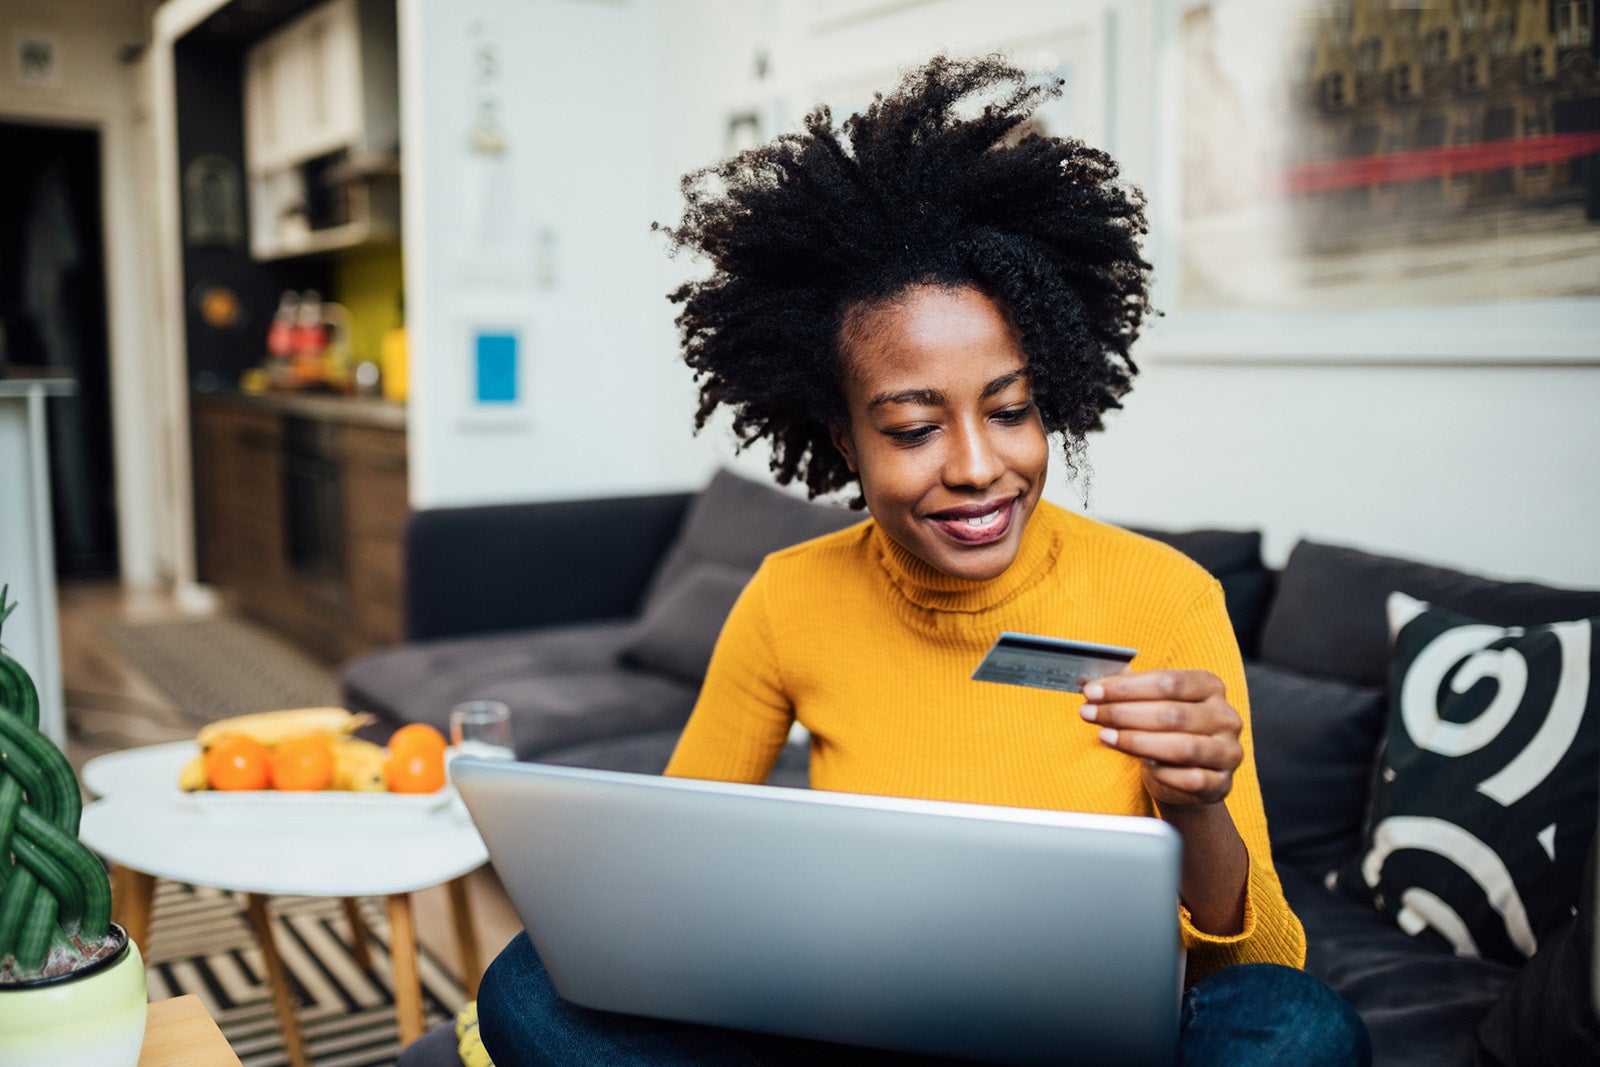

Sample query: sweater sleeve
[1161,580,1307,982]
[664,564,795,784]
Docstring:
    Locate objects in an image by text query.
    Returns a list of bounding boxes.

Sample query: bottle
[291,290,328,387]
[265,292,299,389]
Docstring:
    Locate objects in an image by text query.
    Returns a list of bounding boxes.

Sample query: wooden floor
[57,579,524,998]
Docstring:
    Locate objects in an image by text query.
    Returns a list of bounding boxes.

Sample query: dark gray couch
[345,469,1600,1067]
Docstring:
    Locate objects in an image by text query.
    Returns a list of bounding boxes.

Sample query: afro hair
[657,53,1153,502]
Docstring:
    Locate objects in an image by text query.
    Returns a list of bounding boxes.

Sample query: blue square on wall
[475,332,518,403]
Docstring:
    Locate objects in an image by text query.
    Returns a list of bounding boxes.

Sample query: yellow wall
[332,245,403,363]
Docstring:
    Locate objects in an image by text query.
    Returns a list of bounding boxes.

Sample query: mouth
[928,497,1018,546]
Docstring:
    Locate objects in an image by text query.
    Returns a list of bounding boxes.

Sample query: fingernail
[1083,683,1103,701]
[1098,727,1118,746]
[1079,704,1096,722]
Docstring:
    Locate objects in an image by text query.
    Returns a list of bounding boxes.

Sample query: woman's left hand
[1079,670,1242,810]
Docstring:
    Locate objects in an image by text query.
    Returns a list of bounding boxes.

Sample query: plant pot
[0,923,147,1067]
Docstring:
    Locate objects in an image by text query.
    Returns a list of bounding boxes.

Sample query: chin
[925,529,1026,582]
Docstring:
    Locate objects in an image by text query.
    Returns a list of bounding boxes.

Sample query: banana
[331,737,388,792]
[178,753,209,792]
[196,707,373,751]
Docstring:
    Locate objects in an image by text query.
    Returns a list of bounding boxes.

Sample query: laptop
[452,758,1183,1067]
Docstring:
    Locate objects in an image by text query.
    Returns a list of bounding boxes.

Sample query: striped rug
[142,879,465,1066]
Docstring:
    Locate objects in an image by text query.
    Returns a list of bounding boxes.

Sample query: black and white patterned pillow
[1329,592,1599,965]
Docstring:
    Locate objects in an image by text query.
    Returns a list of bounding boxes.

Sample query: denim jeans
[478,932,1370,1066]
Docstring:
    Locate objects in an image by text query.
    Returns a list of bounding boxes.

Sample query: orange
[385,747,446,794]
[388,723,447,759]
[205,734,271,791]
[269,735,335,791]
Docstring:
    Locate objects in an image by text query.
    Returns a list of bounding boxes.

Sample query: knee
[1186,964,1370,1066]
[1269,966,1369,1059]
[477,932,552,1058]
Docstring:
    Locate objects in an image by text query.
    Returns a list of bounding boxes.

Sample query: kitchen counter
[0,365,76,396]
[1,366,76,745]
[195,388,405,430]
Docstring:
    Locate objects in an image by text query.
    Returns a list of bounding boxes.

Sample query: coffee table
[80,741,489,1067]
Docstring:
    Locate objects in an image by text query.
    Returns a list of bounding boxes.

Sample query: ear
[829,424,859,474]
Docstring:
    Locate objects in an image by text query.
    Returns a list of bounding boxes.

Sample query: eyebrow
[867,371,1027,410]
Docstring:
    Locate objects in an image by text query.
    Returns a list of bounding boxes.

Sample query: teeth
[963,510,1001,527]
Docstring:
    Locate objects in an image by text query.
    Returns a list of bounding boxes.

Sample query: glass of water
[449,700,515,760]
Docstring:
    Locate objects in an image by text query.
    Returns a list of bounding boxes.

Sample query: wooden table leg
[387,893,425,1045]
[110,866,156,949]
[447,874,481,999]
[342,896,373,972]
[245,893,311,1067]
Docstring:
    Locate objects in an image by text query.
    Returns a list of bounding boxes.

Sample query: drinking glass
[449,700,514,760]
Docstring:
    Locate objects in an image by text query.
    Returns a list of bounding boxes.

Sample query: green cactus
[0,585,113,978]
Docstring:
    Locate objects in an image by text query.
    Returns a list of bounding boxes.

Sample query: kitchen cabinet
[242,0,399,260]
[194,394,408,661]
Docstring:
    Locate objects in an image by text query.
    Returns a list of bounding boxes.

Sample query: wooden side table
[139,995,243,1067]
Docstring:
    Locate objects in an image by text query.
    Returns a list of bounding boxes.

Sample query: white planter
[0,924,147,1067]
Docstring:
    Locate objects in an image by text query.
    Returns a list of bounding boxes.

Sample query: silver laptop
[452,758,1183,1067]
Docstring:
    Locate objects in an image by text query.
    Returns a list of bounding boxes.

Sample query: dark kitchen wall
[174,20,328,391]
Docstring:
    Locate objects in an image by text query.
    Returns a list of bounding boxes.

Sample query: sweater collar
[871,502,1062,614]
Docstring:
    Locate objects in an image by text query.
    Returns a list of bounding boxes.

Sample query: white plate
[178,785,456,821]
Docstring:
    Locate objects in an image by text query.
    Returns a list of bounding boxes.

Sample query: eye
[884,425,936,444]
[992,403,1034,424]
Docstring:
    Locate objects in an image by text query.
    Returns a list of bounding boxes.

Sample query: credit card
[971,632,1138,694]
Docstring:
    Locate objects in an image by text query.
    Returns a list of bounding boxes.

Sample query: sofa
[344,468,1600,1067]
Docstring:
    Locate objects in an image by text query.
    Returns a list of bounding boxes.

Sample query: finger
[1143,764,1233,803]
[1094,728,1243,773]
[1081,669,1221,706]
[1081,698,1241,741]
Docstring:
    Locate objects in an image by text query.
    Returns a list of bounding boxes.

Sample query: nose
[943,419,1004,490]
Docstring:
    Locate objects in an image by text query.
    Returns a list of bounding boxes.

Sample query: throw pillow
[1330,592,1599,965]
[1244,662,1386,873]
[1259,540,1600,688]
[619,562,752,684]
[1127,527,1274,657]
[640,468,859,615]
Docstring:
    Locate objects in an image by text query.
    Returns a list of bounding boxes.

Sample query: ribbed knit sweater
[665,500,1306,981]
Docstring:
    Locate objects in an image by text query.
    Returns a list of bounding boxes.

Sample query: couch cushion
[1329,594,1600,966]
[1128,527,1273,657]
[1279,863,1514,1067]
[340,620,700,759]
[536,727,813,789]
[1246,662,1385,873]
[1258,540,1600,688]
[618,561,751,684]
[641,468,859,613]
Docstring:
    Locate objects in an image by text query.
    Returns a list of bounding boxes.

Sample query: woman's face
[830,284,1048,582]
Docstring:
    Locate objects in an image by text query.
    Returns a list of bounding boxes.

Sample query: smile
[930,499,1016,546]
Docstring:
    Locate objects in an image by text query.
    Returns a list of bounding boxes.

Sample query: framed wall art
[1141,0,1600,363]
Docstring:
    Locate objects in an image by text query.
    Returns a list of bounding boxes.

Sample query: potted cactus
[0,586,147,1066]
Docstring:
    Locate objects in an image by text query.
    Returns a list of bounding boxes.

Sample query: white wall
[0,0,167,588]
[401,0,1598,589]
[401,0,670,508]
[643,0,1600,589]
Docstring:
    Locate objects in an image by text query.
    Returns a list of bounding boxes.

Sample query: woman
[479,55,1369,1065]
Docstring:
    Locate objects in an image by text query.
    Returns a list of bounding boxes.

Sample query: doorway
[0,120,120,579]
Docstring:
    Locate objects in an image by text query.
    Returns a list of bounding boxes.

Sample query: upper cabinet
[243,0,400,259]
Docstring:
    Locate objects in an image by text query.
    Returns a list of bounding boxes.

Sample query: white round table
[79,741,489,1067]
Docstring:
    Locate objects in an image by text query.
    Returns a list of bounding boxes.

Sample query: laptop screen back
[454,759,1183,1067]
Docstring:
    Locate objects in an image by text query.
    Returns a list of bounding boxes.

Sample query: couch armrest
[404,492,694,640]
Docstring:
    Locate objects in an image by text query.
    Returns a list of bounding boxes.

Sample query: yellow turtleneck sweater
[665,499,1305,981]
